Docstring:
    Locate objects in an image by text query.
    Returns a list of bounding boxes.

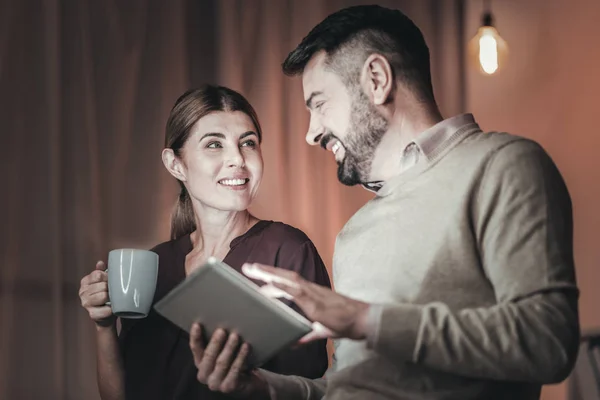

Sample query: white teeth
[220,179,247,186]
[332,141,341,155]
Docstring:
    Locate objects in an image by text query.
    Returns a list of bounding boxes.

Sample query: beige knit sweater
[263,122,579,400]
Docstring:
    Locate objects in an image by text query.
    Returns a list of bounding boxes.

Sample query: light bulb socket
[482,12,494,27]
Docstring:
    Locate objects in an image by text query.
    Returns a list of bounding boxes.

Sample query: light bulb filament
[479,33,499,74]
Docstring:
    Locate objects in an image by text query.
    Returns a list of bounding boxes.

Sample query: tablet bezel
[153,257,313,367]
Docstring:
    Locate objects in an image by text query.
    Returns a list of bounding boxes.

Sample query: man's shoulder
[458,130,550,166]
[458,130,566,201]
[464,130,532,151]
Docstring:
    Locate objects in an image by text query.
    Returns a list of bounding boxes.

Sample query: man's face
[302,52,388,186]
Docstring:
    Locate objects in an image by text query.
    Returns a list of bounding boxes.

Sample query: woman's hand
[79,261,116,328]
[189,323,271,399]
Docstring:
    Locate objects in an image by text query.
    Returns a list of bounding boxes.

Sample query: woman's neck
[189,208,258,258]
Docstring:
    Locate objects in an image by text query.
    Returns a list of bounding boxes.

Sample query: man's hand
[189,323,270,399]
[242,263,371,343]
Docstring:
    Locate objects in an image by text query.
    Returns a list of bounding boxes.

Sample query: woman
[78,85,331,399]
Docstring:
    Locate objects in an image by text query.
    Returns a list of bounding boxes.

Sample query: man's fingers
[299,322,336,344]
[298,330,326,344]
[271,281,316,313]
[271,280,330,324]
[95,260,105,270]
[258,283,294,300]
[242,263,302,287]
[247,263,299,279]
[207,333,240,391]
[220,343,251,393]
[271,281,305,297]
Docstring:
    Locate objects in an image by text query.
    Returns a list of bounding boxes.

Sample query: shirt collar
[362,181,385,193]
[361,113,477,192]
[414,113,476,160]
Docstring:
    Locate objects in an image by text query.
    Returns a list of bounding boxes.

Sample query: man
[189,5,580,400]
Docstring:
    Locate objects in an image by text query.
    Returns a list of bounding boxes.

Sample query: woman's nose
[226,147,245,167]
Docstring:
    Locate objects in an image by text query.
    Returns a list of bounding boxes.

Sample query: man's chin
[337,164,361,186]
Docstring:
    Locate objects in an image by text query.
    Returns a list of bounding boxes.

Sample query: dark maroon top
[119,220,331,399]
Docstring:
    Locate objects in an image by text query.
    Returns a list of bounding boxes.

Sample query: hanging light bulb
[469,3,508,75]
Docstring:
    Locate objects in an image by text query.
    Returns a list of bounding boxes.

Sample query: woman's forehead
[191,111,257,137]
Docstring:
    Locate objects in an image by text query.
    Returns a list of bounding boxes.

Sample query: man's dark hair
[282,5,435,102]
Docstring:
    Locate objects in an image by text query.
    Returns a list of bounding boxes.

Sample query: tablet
[153,257,313,367]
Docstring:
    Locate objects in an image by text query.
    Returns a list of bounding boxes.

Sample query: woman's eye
[207,141,222,149]
[315,102,324,110]
[241,140,257,148]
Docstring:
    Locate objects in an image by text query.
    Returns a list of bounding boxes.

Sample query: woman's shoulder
[256,221,330,286]
[259,220,313,246]
[148,234,190,258]
[256,221,323,261]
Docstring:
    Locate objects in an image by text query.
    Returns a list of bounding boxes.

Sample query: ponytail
[170,184,196,240]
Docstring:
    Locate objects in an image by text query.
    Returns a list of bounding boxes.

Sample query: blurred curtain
[0,0,215,398]
[0,0,463,398]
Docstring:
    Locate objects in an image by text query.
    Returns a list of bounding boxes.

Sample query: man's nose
[306,117,324,146]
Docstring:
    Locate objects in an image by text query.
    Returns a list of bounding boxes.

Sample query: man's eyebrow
[305,91,323,109]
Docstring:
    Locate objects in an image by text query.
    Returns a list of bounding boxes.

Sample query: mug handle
[104,268,111,306]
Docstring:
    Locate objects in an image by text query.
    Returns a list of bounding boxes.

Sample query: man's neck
[368,105,443,183]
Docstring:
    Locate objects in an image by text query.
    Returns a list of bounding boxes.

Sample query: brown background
[1,0,598,399]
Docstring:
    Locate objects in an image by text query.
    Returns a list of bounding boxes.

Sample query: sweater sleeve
[366,139,580,383]
[260,370,327,400]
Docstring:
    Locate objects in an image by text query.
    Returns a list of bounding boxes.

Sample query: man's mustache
[320,132,342,151]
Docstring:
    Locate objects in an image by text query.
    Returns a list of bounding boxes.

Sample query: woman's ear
[161,148,187,182]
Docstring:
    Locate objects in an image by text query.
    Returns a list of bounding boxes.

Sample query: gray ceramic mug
[107,249,159,319]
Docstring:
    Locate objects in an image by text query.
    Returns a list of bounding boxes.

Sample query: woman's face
[176,110,263,213]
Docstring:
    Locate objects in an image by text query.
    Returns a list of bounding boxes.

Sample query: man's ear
[362,54,394,105]
[161,148,187,182]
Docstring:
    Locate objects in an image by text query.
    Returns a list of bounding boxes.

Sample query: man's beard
[336,89,389,186]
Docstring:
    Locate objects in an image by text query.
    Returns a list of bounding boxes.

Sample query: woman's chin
[217,198,253,213]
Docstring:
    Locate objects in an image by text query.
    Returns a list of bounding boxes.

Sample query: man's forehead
[302,51,332,99]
